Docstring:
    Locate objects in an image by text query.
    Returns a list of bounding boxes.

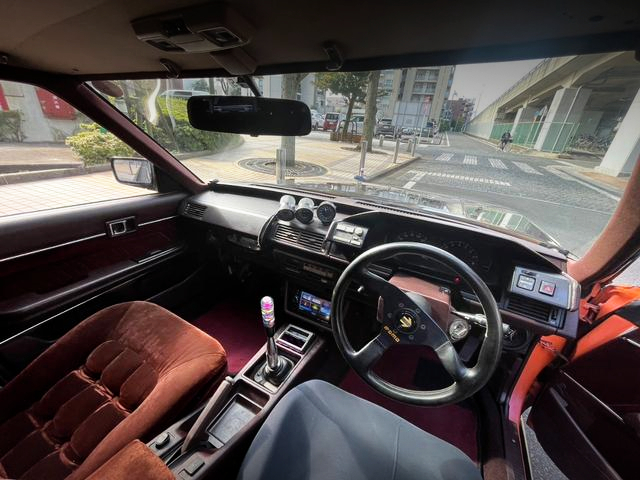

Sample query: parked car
[323,112,343,131]
[375,118,396,137]
[310,111,323,130]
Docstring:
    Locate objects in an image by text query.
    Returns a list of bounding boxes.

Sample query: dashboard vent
[273,224,325,252]
[184,202,207,219]
[505,295,552,323]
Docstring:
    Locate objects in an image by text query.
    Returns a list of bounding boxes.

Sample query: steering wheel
[331,242,502,406]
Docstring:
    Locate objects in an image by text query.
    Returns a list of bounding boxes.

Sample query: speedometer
[394,231,428,243]
[441,240,480,268]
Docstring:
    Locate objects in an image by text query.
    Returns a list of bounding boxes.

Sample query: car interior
[1,1,640,479]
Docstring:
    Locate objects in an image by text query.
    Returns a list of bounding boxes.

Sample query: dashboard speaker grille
[273,224,325,252]
[184,202,207,218]
[505,295,552,323]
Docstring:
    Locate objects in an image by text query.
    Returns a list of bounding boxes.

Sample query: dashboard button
[539,281,556,296]
[517,274,535,291]
[354,227,364,236]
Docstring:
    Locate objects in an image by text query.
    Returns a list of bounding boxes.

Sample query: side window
[0,80,155,217]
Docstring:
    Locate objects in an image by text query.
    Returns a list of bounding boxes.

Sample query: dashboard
[179,184,580,344]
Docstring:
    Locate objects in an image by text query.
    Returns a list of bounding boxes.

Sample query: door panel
[0,192,188,338]
[529,327,640,480]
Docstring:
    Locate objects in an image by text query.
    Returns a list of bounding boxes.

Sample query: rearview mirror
[111,157,156,190]
[187,96,311,136]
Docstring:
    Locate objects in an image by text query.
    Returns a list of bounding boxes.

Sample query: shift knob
[261,296,276,330]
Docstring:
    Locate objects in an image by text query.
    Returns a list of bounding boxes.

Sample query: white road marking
[415,171,510,186]
[463,155,477,165]
[402,170,427,189]
[435,152,454,162]
[445,131,450,147]
[488,158,507,169]
[513,161,543,175]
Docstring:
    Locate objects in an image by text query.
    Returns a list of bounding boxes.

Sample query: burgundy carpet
[340,345,478,461]
[192,301,266,374]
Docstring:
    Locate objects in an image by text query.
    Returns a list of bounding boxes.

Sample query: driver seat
[238,380,481,480]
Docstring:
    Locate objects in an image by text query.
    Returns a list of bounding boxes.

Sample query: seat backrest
[0,301,226,480]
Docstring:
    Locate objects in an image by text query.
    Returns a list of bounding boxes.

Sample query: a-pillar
[596,87,640,177]
[534,87,591,152]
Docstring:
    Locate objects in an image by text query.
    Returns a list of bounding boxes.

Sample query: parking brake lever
[181,376,234,454]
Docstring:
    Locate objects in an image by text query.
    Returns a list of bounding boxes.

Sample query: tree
[362,71,381,152]
[191,78,209,92]
[280,73,308,167]
[315,72,368,140]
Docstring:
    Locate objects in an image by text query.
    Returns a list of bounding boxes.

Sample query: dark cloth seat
[0,301,227,480]
[238,380,481,480]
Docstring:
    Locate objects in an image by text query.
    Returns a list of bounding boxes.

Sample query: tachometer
[441,240,480,268]
[394,231,428,243]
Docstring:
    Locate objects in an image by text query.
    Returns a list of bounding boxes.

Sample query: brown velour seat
[0,301,227,479]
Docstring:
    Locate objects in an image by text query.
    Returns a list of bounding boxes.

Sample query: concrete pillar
[511,106,537,143]
[534,87,591,152]
[596,87,640,177]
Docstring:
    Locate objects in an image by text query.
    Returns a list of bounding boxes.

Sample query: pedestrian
[499,131,512,151]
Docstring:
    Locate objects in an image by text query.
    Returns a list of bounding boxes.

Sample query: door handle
[106,216,136,237]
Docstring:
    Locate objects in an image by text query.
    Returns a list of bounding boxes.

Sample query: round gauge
[294,197,315,224]
[394,231,428,243]
[316,201,336,225]
[441,240,480,268]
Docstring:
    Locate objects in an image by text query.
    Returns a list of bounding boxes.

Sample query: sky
[450,59,542,116]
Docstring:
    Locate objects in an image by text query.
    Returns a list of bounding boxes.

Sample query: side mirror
[111,157,156,190]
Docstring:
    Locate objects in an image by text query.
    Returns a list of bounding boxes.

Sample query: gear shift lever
[260,296,290,384]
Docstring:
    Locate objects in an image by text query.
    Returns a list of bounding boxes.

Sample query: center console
[142,301,325,479]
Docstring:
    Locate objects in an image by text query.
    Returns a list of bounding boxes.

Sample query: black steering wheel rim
[331,242,502,406]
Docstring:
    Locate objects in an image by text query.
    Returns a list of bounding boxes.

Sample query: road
[375,132,619,257]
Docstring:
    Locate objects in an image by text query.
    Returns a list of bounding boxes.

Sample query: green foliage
[65,123,134,166]
[191,79,210,92]
[316,72,369,139]
[315,72,369,104]
[0,110,24,142]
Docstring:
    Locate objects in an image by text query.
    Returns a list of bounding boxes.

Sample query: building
[0,80,82,143]
[443,97,475,130]
[378,66,455,128]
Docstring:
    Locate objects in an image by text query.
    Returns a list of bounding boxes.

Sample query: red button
[539,281,556,296]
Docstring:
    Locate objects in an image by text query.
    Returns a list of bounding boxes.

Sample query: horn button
[395,309,419,334]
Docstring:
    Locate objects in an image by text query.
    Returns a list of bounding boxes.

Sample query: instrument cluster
[391,230,487,271]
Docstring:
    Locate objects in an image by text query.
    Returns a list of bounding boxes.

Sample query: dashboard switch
[516,274,535,291]
[539,281,556,296]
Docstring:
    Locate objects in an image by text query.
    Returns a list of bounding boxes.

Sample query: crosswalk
[435,152,454,162]
[428,152,548,175]
[463,155,477,165]
[488,158,507,169]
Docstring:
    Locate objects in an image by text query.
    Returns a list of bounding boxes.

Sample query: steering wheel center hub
[395,309,419,334]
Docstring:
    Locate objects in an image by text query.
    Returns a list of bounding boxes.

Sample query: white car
[310,111,323,130]
[158,89,209,99]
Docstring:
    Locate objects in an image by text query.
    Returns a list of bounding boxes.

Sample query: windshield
[97,52,639,256]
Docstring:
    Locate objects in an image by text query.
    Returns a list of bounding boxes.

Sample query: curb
[0,164,111,185]
[365,155,422,182]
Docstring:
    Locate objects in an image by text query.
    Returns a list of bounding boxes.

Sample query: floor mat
[192,301,266,374]
[340,345,478,461]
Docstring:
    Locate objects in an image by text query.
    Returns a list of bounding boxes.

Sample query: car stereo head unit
[286,284,332,326]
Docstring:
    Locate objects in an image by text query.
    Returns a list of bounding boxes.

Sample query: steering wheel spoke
[354,330,396,371]
[434,340,470,383]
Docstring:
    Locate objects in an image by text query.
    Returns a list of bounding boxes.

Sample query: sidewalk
[182,135,418,184]
[0,135,417,217]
